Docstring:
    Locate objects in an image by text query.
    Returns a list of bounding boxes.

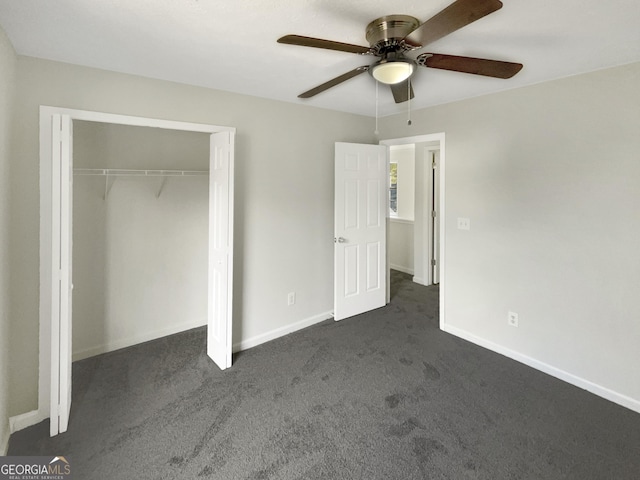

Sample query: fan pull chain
[407,81,412,126]
[375,81,380,135]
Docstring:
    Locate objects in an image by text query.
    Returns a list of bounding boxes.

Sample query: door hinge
[431,259,437,266]
[431,211,436,218]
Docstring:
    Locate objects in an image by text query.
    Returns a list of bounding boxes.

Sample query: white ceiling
[0,0,639,117]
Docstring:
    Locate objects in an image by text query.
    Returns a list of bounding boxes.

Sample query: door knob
[335,237,346,243]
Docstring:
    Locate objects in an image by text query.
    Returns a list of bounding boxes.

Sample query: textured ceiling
[0,0,639,117]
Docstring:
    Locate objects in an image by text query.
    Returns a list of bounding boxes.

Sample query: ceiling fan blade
[278,35,371,55]
[404,0,503,47]
[390,80,415,104]
[298,66,370,99]
[418,53,523,78]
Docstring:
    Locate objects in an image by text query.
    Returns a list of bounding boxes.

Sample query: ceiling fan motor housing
[365,15,421,53]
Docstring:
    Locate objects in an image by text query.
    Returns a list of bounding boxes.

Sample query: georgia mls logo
[49,457,70,474]
[0,456,72,479]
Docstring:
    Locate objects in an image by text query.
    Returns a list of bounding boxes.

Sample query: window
[389,161,398,216]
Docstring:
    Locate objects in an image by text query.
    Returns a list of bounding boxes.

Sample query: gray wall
[72,122,210,360]
[389,145,416,274]
[8,56,375,416]
[381,61,640,409]
[389,220,414,274]
[0,25,16,454]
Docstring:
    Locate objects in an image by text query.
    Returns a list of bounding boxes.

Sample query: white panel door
[207,131,234,370]
[334,142,387,321]
[50,114,73,436]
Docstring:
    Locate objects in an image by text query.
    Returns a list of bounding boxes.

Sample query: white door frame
[424,146,441,286]
[38,106,235,432]
[432,149,441,285]
[380,133,445,329]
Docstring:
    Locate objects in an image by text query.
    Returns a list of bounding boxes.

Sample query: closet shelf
[73,168,208,177]
[73,168,208,199]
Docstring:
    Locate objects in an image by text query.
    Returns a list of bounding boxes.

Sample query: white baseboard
[390,264,414,275]
[442,324,640,415]
[233,311,332,352]
[9,409,46,435]
[72,318,207,361]
[412,276,426,286]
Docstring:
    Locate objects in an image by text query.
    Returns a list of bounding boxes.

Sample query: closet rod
[73,168,208,177]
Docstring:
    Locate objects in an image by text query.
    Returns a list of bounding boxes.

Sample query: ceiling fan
[277,0,523,103]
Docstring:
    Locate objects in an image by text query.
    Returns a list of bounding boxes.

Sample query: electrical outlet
[508,311,519,327]
[287,292,296,306]
[457,217,471,230]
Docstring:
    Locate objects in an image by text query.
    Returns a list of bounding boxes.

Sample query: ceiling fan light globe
[371,61,414,85]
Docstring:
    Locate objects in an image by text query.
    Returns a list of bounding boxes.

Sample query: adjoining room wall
[389,220,414,275]
[389,145,415,274]
[391,145,415,221]
[8,57,375,416]
[72,122,211,360]
[0,25,16,454]
[381,61,640,411]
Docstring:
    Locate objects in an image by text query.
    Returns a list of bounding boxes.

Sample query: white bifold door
[48,114,234,436]
[50,114,73,436]
[334,142,388,321]
[206,131,234,370]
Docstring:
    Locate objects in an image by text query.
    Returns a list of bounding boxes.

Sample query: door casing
[38,106,235,435]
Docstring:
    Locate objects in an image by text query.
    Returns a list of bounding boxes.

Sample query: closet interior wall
[72,121,210,361]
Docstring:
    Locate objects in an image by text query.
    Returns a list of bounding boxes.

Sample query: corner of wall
[0,23,18,457]
[0,426,8,455]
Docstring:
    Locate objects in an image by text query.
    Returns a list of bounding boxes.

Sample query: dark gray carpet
[9,271,640,479]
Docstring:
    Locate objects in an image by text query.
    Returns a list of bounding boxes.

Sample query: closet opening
[39,107,235,436]
[72,121,211,361]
